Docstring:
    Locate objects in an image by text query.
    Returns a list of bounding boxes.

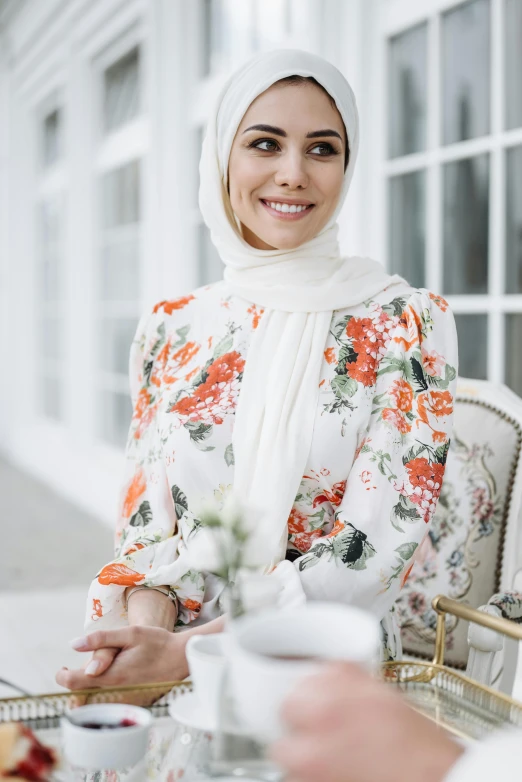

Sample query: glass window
[99,318,139,376]
[100,390,133,448]
[40,316,63,362]
[442,0,490,145]
[202,0,253,75]
[454,314,488,379]
[101,160,140,229]
[443,154,489,294]
[103,47,140,133]
[100,240,140,302]
[505,145,522,293]
[42,109,62,167]
[198,223,223,285]
[388,23,427,158]
[505,314,522,395]
[505,0,522,130]
[40,199,62,301]
[254,0,292,50]
[41,374,62,421]
[388,171,426,288]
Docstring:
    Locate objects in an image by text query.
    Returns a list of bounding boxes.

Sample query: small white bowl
[61,703,152,770]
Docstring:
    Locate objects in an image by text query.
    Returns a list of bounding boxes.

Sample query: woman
[58,49,457,689]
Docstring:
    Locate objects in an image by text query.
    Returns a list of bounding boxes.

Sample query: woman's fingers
[70,627,137,652]
[84,647,120,677]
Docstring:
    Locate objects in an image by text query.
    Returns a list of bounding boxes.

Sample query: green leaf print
[129,500,152,527]
[403,444,426,466]
[434,441,450,465]
[391,495,421,532]
[331,375,358,400]
[381,296,410,318]
[335,344,357,376]
[224,443,235,466]
[172,324,190,349]
[213,334,234,359]
[410,357,428,393]
[395,542,418,561]
[184,420,216,451]
[171,485,189,519]
[333,314,351,340]
[445,363,457,382]
[299,524,376,572]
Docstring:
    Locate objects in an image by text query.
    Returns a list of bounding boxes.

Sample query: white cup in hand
[226,602,380,743]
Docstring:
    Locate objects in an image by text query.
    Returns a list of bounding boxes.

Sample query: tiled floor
[0,457,113,697]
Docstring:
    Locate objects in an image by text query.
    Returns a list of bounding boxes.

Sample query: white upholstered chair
[395,377,522,694]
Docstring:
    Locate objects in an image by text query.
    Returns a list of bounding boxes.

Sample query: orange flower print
[326,518,344,537]
[183,598,202,613]
[247,304,264,330]
[172,351,245,424]
[395,306,423,351]
[293,529,324,553]
[389,379,413,412]
[324,347,336,365]
[400,563,415,589]
[406,457,445,524]
[312,480,347,508]
[97,563,144,587]
[153,295,194,315]
[288,507,307,536]
[382,408,411,434]
[422,349,445,377]
[122,469,147,518]
[429,292,448,312]
[429,390,453,417]
[347,356,377,387]
[123,542,146,556]
[91,598,103,621]
[134,388,151,422]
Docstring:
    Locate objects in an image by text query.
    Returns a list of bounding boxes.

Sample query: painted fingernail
[70,636,89,650]
[85,660,101,676]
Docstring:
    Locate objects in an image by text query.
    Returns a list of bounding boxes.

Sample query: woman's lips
[260,199,315,221]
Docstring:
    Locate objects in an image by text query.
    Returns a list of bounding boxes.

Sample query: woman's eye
[310,142,335,156]
[252,139,279,152]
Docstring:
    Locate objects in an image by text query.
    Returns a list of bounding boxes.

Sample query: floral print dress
[86,279,458,655]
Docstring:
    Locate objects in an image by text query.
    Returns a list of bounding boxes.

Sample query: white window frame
[375,0,522,385]
[91,24,149,449]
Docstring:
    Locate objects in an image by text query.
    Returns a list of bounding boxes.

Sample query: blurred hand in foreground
[271,662,463,782]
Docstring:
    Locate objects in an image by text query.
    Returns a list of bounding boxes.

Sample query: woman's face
[228,81,347,251]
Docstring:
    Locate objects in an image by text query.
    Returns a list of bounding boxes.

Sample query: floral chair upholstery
[395,378,522,687]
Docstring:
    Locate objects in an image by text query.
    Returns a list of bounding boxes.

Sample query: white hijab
[199,49,402,569]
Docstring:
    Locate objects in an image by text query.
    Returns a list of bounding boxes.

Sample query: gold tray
[0,681,192,730]
[383,595,522,740]
[1,595,521,741]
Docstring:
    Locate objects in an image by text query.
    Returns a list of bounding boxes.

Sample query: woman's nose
[273,152,309,189]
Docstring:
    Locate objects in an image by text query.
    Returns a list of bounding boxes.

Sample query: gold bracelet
[125,585,174,611]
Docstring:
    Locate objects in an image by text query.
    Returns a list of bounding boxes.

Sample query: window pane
[100,237,140,301]
[443,154,489,294]
[388,171,426,288]
[201,0,254,75]
[99,318,139,376]
[40,316,62,361]
[505,314,522,395]
[39,198,63,301]
[104,47,140,133]
[41,373,62,421]
[506,145,522,293]
[100,390,133,448]
[101,161,140,229]
[198,224,223,285]
[42,109,62,167]
[254,0,293,50]
[454,314,488,379]
[442,0,490,144]
[388,23,427,158]
[505,0,522,130]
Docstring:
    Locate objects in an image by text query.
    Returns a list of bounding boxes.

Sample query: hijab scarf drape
[199,49,402,568]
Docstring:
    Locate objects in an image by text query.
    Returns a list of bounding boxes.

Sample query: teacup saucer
[169,692,217,732]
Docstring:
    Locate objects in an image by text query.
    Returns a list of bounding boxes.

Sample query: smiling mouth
[260,199,315,220]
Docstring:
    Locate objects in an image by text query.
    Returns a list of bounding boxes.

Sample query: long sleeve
[294,290,458,622]
[85,303,205,632]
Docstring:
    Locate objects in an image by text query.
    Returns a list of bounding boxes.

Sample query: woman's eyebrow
[242,124,342,141]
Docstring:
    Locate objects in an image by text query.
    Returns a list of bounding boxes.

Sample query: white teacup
[226,602,380,742]
[185,632,226,724]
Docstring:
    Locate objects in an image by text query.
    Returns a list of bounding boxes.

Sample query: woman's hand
[56,626,190,692]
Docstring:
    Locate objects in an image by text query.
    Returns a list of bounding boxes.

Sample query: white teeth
[267,201,309,213]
